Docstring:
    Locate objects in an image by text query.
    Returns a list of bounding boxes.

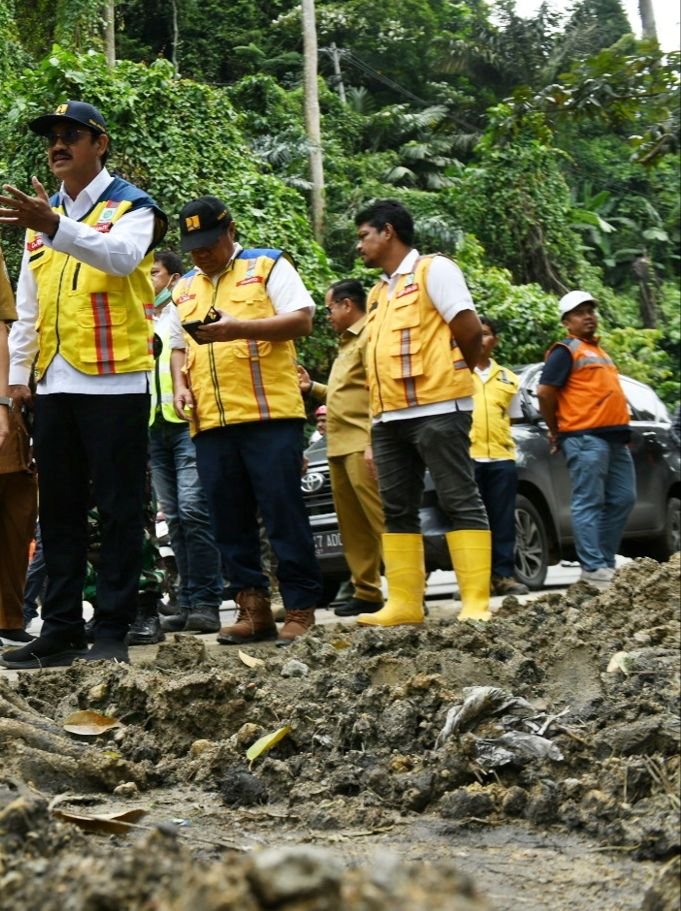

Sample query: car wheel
[648,496,681,561]
[514,494,549,590]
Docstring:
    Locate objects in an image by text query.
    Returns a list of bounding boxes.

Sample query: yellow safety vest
[150,300,183,425]
[365,254,474,416]
[27,180,161,380]
[174,250,305,434]
[470,360,519,459]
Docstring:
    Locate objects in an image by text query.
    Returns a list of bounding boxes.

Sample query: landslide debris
[0,555,678,910]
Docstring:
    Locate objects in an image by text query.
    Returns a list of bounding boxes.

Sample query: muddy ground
[0,555,679,911]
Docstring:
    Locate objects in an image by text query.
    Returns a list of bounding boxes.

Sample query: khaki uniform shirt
[310,314,372,458]
[0,248,16,322]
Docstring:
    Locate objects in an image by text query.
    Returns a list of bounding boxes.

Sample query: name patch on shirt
[93,201,122,232]
[396,283,419,298]
[236,276,264,286]
[27,236,44,253]
[175,293,196,305]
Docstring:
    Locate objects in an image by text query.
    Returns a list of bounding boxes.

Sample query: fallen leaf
[606,652,633,676]
[63,710,122,736]
[238,650,265,668]
[246,725,291,762]
[52,808,147,835]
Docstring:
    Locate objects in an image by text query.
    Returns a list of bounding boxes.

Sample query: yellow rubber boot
[357,533,425,627]
[447,529,492,622]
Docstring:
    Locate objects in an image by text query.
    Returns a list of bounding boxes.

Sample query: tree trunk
[104,0,116,67]
[301,0,325,242]
[638,0,658,41]
[171,0,179,75]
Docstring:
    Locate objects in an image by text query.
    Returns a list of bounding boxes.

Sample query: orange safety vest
[547,336,630,433]
[365,254,473,416]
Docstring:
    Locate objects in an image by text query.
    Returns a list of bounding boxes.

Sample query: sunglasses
[43,128,93,147]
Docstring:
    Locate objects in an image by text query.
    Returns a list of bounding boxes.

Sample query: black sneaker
[160,610,189,633]
[0,631,88,669]
[0,629,35,647]
[184,604,221,633]
[334,598,383,617]
[85,639,130,664]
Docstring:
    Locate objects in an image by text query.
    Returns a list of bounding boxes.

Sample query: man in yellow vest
[354,199,491,625]
[470,316,528,597]
[537,290,635,589]
[0,100,167,669]
[148,249,223,637]
[167,195,322,644]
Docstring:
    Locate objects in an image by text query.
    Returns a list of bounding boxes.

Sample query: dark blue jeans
[23,520,47,623]
[371,411,488,533]
[33,393,149,640]
[475,460,517,578]
[194,419,322,611]
[149,420,223,610]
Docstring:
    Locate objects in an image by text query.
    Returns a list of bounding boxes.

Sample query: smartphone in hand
[181,307,220,342]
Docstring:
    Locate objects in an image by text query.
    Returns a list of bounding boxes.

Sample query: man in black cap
[165,195,323,644]
[0,100,167,669]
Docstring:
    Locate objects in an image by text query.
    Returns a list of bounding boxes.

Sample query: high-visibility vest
[546,336,630,433]
[470,360,519,459]
[365,254,473,416]
[173,249,305,434]
[27,177,165,380]
[150,301,183,425]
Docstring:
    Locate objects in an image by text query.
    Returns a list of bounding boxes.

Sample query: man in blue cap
[0,100,168,668]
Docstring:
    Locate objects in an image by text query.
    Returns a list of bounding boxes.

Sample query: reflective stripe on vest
[365,254,473,416]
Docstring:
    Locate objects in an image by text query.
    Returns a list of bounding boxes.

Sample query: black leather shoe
[334,598,383,617]
[0,631,88,669]
[0,629,35,647]
[85,639,130,663]
[127,605,165,646]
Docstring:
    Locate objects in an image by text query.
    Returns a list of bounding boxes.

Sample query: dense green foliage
[0,0,678,404]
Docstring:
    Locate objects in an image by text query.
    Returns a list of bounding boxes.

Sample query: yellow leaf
[63,710,122,736]
[52,808,147,835]
[238,650,265,668]
[246,725,291,762]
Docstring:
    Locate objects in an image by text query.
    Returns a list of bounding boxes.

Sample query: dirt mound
[1,555,678,909]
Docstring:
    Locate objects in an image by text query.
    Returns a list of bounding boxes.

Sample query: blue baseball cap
[29,100,108,136]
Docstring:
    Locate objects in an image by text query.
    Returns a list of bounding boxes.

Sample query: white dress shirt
[9,167,155,394]
[374,248,476,422]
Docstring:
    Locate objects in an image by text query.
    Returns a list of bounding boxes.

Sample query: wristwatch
[0,395,12,408]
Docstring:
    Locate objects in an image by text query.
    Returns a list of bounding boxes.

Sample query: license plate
[312,530,344,557]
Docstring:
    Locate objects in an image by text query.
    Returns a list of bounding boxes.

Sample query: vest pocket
[388,330,424,379]
[77,296,129,363]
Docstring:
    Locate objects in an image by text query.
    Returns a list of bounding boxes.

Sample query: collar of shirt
[59,167,112,221]
[341,313,367,340]
[380,248,420,284]
[194,243,243,286]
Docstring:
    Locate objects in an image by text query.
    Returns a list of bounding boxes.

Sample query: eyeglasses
[43,128,92,147]
[324,299,346,314]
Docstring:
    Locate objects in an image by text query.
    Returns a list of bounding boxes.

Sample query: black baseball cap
[29,100,108,137]
[179,196,232,252]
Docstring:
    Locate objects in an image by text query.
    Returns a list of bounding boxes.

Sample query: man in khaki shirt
[299,279,385,616]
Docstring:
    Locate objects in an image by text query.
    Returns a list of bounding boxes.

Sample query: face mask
[154,285,172,308]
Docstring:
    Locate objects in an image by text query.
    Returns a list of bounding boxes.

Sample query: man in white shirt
[353,199,491,625]
[0,100,167,669]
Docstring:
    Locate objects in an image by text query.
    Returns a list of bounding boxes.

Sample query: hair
[479,315,499,336]
[154,250,184,276]
[354,199,414,246]
[329,278,367,312]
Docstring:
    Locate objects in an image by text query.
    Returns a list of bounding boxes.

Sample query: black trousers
[34,393,150,640]
[371,410,488,534]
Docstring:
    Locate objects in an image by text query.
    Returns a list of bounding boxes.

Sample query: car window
[621,377,670,423]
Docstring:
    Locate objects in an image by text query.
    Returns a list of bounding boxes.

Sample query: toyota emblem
[301,471,325,493]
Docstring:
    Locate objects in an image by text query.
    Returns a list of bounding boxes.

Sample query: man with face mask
[147,250,223,636]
